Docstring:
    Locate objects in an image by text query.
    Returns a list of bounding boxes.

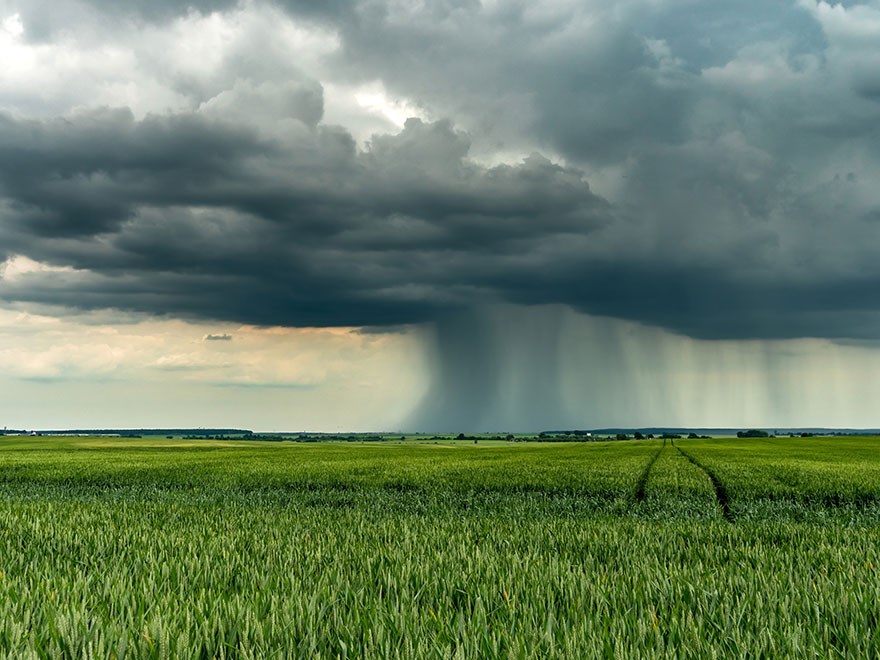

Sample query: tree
[737,429,768,438]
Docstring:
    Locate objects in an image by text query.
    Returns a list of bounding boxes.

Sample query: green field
[0,436,878,658]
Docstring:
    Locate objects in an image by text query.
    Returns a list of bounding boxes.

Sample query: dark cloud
[2,0,880,345]
[0,111,609,328]
[0,108,267,236]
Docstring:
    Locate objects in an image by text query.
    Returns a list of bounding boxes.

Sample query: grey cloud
[313,1,829,164]
[0,108,268,236]
[3,0,880,344]
[6,0,240,41]
[1,104,879,341]
[199,80,325,129]
[204,333,233,341]
[0,111,610,328]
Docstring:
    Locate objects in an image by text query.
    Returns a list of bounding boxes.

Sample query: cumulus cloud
[0,109,610,328]
[1,0,880,344]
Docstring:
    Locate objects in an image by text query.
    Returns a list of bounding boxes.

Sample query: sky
[2,0,880,431]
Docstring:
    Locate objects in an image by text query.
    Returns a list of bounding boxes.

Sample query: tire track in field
[672,441,735,523]
[634,438,666,503]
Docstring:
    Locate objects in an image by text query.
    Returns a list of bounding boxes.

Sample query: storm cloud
[0,108,611,328]
[2,0,880,344]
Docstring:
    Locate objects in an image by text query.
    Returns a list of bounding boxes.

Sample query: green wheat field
[0,435,878,658]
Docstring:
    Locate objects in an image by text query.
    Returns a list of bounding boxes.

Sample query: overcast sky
[2,0,880,431]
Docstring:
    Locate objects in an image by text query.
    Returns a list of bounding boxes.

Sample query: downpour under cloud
[2,0,880,429]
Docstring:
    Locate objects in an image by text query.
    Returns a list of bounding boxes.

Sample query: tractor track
[634,438,666,503]
[672,441,735,522]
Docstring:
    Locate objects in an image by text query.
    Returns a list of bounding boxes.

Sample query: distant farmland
[0,436,877,657]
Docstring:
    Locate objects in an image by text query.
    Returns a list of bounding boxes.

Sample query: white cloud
[0,2,342,123]
[354,81,427,129]
[0,255,76,281]
[702,41,818,89]
[2,12,22,36]
[802,1,880,43]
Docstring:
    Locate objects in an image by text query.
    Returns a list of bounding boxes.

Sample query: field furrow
[671,442,734,522]
[640,441,718,520]
[633,438,665,503]
[675,436,880,521]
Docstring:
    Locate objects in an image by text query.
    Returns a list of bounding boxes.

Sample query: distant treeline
[5,428,880,441]
[2,428,254,436]
[528,431,709,442]
[188,434,404,443]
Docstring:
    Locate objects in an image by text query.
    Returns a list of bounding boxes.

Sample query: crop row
[0,436,878,657]
[0,491,878,658]
[2,436,880,519]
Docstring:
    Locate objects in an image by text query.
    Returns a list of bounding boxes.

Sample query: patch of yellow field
[78,439,239,449]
